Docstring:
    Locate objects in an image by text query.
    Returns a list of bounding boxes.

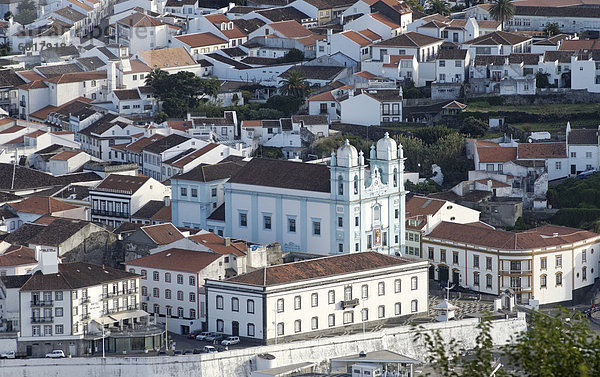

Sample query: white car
[202,346,217,353]
[195,332,211,341]
[221,336,240,346]
[45,350,65,358]
[0,351,15,359]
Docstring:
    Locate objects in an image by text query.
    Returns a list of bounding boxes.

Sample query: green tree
[413,313,499,377]
[154,112,168,123]
[506,308,600,376]
[488,0,515,30]
[426,0,451,16]
[460,116,488,137]
[275,48,304,64]
[144,68,169,87]
[405,0,424,12]
[535,71,551,88]
[162,97,188,118]
[279,70,310,99]
[266,95,302,115]
[14,0,37,25]
[544,22,561,37]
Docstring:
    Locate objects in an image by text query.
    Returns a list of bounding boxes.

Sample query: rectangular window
[263,215,272,230]
[153,271,159,281]
[211,188,217,197]
[180,187,187,196]
[55,291,63,301]
[277,298,284,313]
[378,282,385,296]
[474,272,480,286]
[239,212,247,227]
[247,300,255,314]
[277,323,284,336]
[216,295,223,309]
[395,303,401,315]
[55,324,64,334]
[440,249,446,262]
[486,275,493,288]
[328,290,335,304]
[328,314,335,327]
[556,255,562,268]
[312,220,321,235]
[411,276,418,290]
[555,162,561,170]
[439,60,445,67]
[189,276,196,286]
[55,307,63,317]
[338,217,343,227]
[486,257,493,270]
[343,311,354,324]
[294,320,301,333]
[540,257,547,269]
[191,188,198,197]
[411,300,418,313]
[394,279,401,293]
[540,274,547,288]
[428,248,434,259]
[583,250,587,263]
[452,252,459,264]
[473,255,479,268]
[288,217,296,233]
[294,296,301,310]
[311,317,318,330]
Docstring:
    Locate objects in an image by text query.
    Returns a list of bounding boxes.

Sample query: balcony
[500,268,532,276]
[91,209,129,218]
[342,298,359,309]
[31,316,53,323]
[30,300,53,307]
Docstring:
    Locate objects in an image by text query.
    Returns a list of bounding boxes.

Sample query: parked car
[205,333,223,342]
[187,330,203,339]
[221,336,240,346]
[45,350,65,358]
[195,332,212,341]
[202,346,217,353]
[0,351,16,359]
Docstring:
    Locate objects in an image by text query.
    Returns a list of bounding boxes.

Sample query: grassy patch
[464,102,600,115]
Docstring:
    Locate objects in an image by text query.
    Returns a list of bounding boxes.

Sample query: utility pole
[165,306,170,351]
[102,316,105,358]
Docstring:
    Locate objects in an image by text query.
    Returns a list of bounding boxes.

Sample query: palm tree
[279,70,309,99]
[144,68,169,87]
[426,0,451,16]
[488,0,515,31]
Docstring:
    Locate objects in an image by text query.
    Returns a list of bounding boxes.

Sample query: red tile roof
[370,12,400,29]
[340,30,371,46]
[0,245,36,267]
[427,222,599,250]
[477,146,517,163]
[9,196,79,214]
[125,248,221,273]
[140,223,185,245]
[175,32,228,48]
[307,90,336,102]
[517,142,566,159]
[269,20,312,38]
[475,178,510,188]
[49,150,81,161]
[189,232,247,256]
[225,252,418,286]
[358,29,382,41]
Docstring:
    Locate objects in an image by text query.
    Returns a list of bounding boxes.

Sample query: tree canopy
[147,70,221,117]
[544,22,561,37]
[416,308,600,376]
[426,0,451,16]
[14,0,36,25]
[488,0,515,29]
[279,69,311,99]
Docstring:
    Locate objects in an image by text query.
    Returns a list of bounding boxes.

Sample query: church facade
[224,133,407,255]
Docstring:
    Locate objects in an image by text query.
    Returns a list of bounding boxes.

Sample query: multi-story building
[171,160,248,232]
[222,133,406,255]
[125,248,230,335]
[424,222,600,305]
[205,251,428,344]
[12,254,147,357]
[89,174,170,228]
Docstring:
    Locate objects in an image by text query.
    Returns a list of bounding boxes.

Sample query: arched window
[338,175,344,195]
[373,205,380,222]
[555,272,563,286]
[353,175,359,194]
[393,168,398,187]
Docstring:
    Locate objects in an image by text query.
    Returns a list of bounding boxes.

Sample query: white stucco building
[223,133,407,255]
[205,252,428,344]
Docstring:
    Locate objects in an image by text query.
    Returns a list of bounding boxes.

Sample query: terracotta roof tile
[125,248,221,273]
[140,223,184,245]
[226,252,418,286]
[174,32,228,48]
[269,20,312,38]
[189,232,247,256]
[49,151,82,161]
[8,196,79,214]
[0,245,36,267]
[517,142,566,159]
[477,146,517,163]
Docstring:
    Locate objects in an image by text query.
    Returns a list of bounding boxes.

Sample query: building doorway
[232,321,239,336]
[438,265,449,282]
[452,270,460,285]
[429,266,435,280]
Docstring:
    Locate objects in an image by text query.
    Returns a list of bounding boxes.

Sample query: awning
[102,309,149,323]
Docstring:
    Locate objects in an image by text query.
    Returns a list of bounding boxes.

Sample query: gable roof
[464,30,531,46]
[374,31,443,47]
[143,133,191,154]
[137,47,196,69]
[280,65,346,80]
[189,232,247,256]
[0,245,36,267]
[477,146,517,163]
[4,219,91,247]
[8,196,79,215]
[173,160,247,182]
[229,158,331,193]
[568,129,598,145]
[340,30,371,46]
[20,262,136,291]
[94,174,150,194]
[174,32,228,48]
[427,222,599,250]
[140,223,184,245]
[517,142,566,159]
[118,12,164,27]
[268,20,312,39]
[225,252,417,286]
[125,248,221,273]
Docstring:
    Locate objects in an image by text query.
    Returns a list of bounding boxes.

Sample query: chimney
[36,246,59,275]
[224,237,231,247]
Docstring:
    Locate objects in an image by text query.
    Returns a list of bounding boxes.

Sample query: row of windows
[138,270,195,285]
[144,303,196,318]
[272,280,418,313]
[275,301,419,335]
[32,324,63,336]
[142,287,196,302]
[216,297,255,313]
[214,320,255,336]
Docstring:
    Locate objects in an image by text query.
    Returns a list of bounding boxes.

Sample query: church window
[338,175,344,195]
[373,205,380,222]
[393,168,398,187]
[353,175,359,194]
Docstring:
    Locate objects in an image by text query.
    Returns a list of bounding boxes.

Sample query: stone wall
[0,314,527,377]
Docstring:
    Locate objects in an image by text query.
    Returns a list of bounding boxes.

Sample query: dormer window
[221,22,227,30]
[228,22,233,30]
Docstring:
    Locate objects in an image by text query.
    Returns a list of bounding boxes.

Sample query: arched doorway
[438,265,449,282]
[232,321,239,336]
[429,265,435,280]
[452,270,460,285]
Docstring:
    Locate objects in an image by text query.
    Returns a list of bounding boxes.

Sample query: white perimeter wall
[0,314,526,377]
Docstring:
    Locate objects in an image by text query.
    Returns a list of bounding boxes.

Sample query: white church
[224,133,407,255]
